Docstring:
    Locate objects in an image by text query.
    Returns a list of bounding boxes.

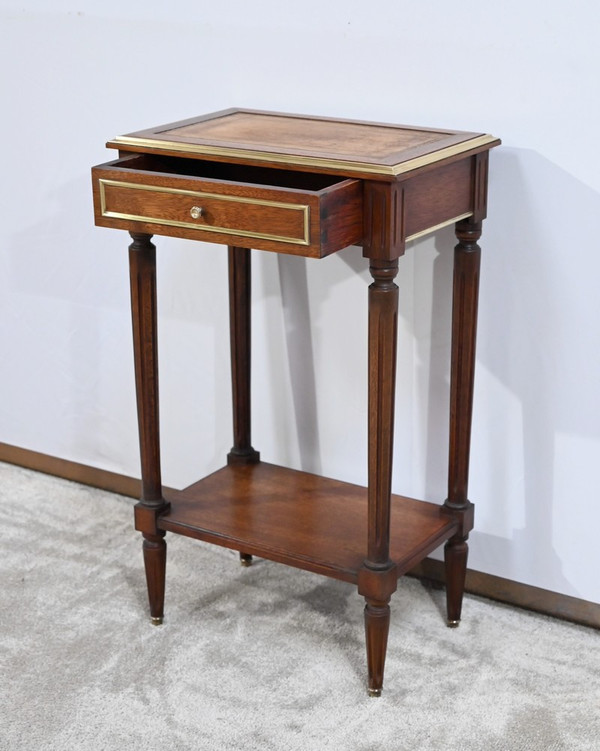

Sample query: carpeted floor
[1,461,598,750]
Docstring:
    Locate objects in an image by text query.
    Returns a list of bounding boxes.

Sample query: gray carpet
[1,461,598,750]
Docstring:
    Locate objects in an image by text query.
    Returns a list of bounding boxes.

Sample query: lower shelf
[159,462,458,583]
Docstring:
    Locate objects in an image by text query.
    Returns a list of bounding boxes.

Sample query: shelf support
[227,246,260,566]
[129,232,168,624]
[443,219,481,626]
[227,246,260,466]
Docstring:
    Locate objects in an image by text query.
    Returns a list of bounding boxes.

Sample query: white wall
[1,1,599,604]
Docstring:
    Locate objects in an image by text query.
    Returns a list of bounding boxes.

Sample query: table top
[108,108,499,179]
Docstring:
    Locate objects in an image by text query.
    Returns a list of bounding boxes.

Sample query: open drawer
[91,154,363,258]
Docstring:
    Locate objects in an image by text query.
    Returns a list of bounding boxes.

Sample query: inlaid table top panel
[108,108,499,178]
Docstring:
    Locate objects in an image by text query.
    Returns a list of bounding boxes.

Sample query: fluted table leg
[227,246,260,566]
[443,219,481,626]
[358,259,400,696]
[129,232,168,624]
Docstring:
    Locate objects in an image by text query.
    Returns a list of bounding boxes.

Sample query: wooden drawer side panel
[320,178,363,256]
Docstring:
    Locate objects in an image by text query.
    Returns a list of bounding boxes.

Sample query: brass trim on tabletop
[99,179,311,246]
[109,135,498,177]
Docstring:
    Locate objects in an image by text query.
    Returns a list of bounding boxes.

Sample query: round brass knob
[190,206,204,219]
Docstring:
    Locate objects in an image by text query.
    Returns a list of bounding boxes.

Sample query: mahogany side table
[91,109,499,696]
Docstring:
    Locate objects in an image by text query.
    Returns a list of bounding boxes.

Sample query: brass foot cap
[447,619,460,628]
[368,688,382,698]
[240,559,253,567]
[150,616,163,626]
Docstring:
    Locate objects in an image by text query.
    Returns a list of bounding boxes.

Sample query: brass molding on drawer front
[98,178,311,246]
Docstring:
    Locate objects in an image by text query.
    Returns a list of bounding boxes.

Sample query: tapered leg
[129,232,168,624]
[443,220,481,626]
[364,599,391,697]
[357,259,400,696]
[444,538,468,626]
[227,246,260,565]
[142,534,167,625]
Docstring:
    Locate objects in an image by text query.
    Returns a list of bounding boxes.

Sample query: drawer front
[99,178,310,247]
[92,157,363,257]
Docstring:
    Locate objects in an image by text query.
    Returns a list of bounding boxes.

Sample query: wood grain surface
[158,463,458,583]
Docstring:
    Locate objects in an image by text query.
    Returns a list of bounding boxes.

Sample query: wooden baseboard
[408,559,599,630]
[0,442,143,498]
[1,441,598,630]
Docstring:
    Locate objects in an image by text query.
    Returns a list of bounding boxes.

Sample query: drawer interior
[115,154,346,192]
